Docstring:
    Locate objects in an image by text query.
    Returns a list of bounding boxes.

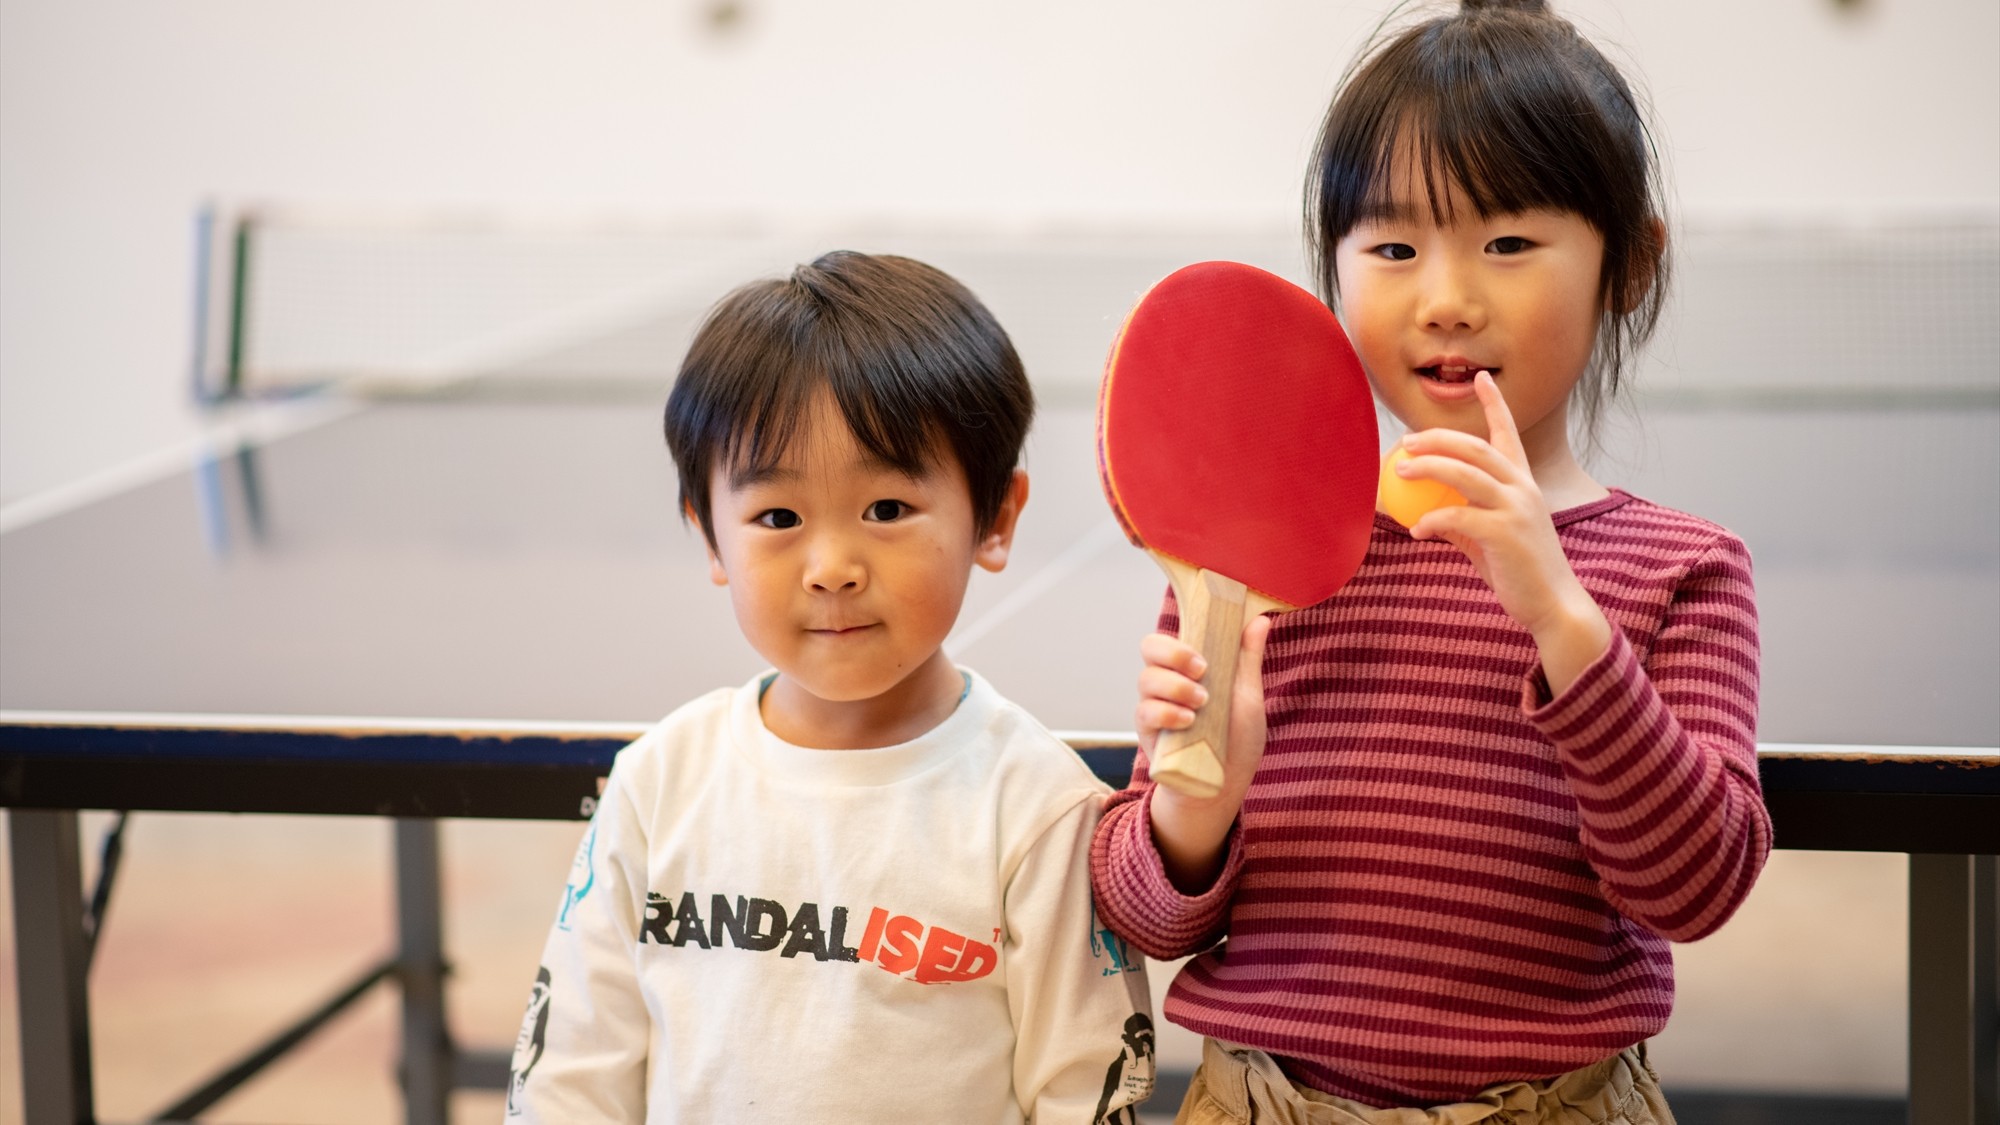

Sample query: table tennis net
[196,209,819,399]
[196,206,2000,411]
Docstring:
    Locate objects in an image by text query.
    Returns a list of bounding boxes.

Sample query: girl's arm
[1087,614,1270,961]
[1397,372,1770,940]
[1527,537,1767,940]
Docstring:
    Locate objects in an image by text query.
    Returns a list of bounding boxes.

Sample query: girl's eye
[1373,243,1416,262]
[756,508,801,529]
[865,499,907,522]
[1488,236,1531,255]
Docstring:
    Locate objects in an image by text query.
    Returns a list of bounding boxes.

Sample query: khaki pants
[1174,1038,1676,1125]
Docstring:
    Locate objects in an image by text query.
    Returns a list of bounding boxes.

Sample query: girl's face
[1333,168,1605,463]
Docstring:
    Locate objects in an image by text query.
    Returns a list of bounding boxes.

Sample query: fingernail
[1193,686,1210,707]
[1401,433,1419,449]
[1190,654,1208,676]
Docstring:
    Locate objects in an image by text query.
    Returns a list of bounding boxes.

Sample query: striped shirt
[1089,490,1770,1106]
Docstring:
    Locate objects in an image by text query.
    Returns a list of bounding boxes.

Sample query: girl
[1088,1,1770,1121]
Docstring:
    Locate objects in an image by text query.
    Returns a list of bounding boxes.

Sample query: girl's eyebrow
[1354,200,1418,225]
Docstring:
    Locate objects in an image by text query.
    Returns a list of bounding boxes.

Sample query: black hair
[664,251,1034,546]
[1306,0,1669,441]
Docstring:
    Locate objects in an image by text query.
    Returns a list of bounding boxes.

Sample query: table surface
[3,391,1997,744]
[1,389,1995,856]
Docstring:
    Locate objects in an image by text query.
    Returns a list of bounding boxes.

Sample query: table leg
[9,808,96,1125]
[395,818,451,1125]
[1908,853,1998,1125]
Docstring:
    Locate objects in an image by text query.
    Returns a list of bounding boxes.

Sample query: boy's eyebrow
[727,462,802,489]
[726,453,933,491]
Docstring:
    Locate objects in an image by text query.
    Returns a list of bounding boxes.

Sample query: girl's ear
[1617,217,1668,313]
[974,469,1031,574]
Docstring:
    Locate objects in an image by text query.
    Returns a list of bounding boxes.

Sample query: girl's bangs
[1350,104,1582,231]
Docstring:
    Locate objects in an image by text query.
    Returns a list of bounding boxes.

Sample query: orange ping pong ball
[1378,445,1468,529]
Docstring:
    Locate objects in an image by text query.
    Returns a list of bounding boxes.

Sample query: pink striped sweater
[1089,490,1770,1106]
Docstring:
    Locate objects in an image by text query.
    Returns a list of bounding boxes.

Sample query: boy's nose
[803,541,866,593]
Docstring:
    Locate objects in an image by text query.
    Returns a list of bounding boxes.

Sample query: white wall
[3,0,1996,502]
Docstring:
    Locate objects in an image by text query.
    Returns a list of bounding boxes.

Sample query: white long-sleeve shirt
[508,670,1156,1124]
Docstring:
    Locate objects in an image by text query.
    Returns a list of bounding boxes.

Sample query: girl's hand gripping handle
[1137,610,1272,894]
[1148,564,1250,797]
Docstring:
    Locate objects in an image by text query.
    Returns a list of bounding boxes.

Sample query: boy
[507,251,1155,1124]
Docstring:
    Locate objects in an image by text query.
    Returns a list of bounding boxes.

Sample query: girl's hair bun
[1461,0,1550,12]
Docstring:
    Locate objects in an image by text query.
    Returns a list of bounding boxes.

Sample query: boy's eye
[1372,243,1416,261]
[1488,236,1531,254]
[756,508,801,529]
[864,499,907,522]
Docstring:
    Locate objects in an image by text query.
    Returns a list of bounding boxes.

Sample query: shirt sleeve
[1089,779,1244,961]
[1525,532,1772,942]
[1087,589,1244,961]
[1007,794,1158,1125]
[505,752,653,1122]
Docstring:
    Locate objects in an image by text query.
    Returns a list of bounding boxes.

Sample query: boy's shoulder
[971,672,1113,801]
[603,683,740,795]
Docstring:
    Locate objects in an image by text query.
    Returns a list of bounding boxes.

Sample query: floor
[0,813,1910,1124]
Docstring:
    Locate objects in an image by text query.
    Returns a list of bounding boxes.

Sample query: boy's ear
[688,501,729,586]
[974,469,1030,574]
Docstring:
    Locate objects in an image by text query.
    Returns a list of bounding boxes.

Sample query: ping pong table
[4,232,1998,1123]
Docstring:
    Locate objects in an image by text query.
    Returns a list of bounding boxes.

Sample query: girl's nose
[1417,262,1485,332]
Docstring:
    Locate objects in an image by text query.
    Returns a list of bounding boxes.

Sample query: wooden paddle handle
[1150,566,1249,799]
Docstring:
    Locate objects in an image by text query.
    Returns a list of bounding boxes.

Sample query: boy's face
[702,397,1026,748]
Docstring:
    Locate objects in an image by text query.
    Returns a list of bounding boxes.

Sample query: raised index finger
[1474,371,1529,468]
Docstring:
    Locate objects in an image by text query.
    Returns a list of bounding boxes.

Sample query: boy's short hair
[664,251,1034,546]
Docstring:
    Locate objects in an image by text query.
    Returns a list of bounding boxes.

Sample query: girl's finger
[1400,428,1522,487]
[1394,451,1510,508]
[1473,371,1529,467]
[1137,699,1198,735]
[1407,499,1487,542]
[1138,664,1209,711]
[1139,631,1207,679]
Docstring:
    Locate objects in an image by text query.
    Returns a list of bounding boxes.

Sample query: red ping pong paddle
[1097,261,1376,797]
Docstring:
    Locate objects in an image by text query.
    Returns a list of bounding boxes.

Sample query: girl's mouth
[1416,364,1494,385]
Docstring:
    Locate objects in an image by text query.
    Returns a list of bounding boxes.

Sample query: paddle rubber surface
[1097,261,1376,607]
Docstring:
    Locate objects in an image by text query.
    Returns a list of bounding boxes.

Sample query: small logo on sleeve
[1093,1012,1156,1124]
[556,823,597,933]
[1092,925,1140,977]
[506,966,552,1116]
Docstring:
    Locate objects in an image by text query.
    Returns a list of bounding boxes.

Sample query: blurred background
[2,0,1996,1121]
